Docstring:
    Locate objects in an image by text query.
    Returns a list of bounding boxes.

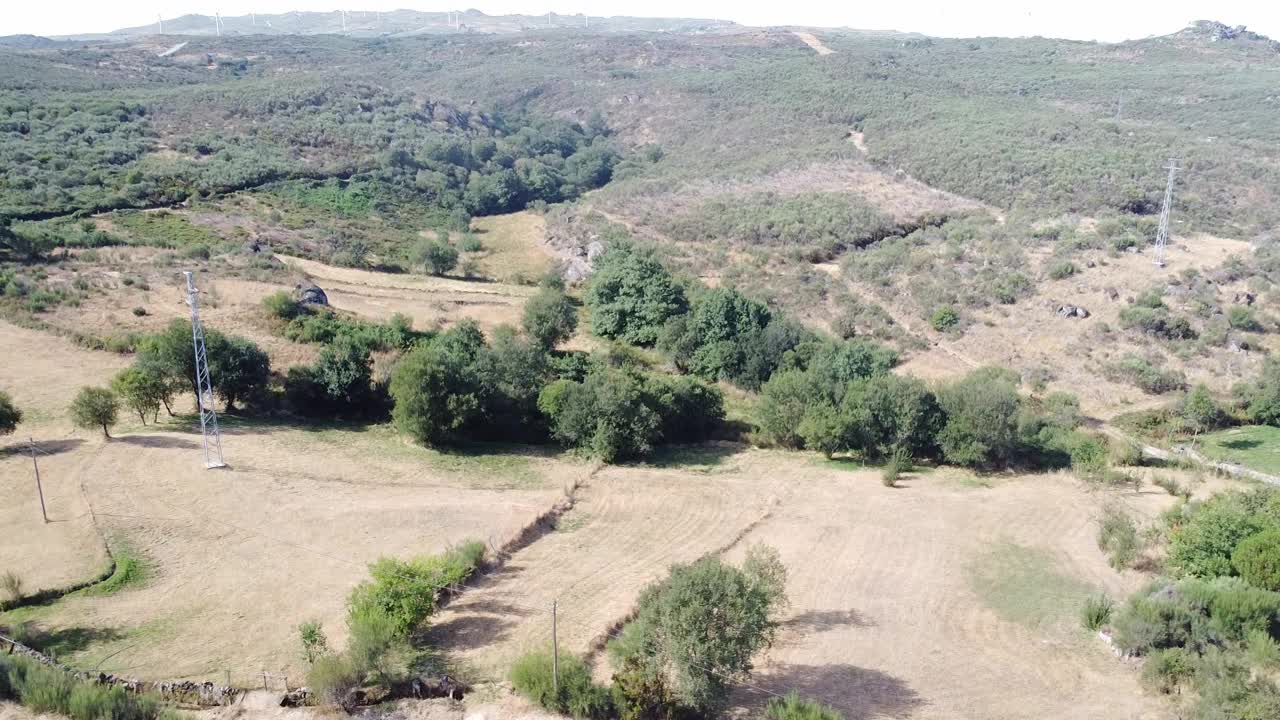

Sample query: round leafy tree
[1233,529,1280,592]
[0,390,21,436]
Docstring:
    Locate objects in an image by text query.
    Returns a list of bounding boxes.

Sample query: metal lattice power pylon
[1153,158,1180,268]
[184,271,225,469]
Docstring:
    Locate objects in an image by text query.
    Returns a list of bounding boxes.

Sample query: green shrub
[1169,489,1279,578]
[1081,594,1114,631]
[298,620,329,664]
[1246,628,1280,668]
[0,653,170,720]
[306,652,359,707]
[347,542,486,636]
[1098,505,1141,570]
[1141,647,1194,694]
[1105,355,1187,394]
[510,648,613,719]
[930,305,959,331]
[881,455,902,488]
[1153,475,1186,498]
[414,239,458,276]
[523,287,578,350]
[262,290,303,321]
[131,306,147,317]
[1234,529,1280,592]
[1047,260,1078,280]
[0,390,22,437]
[765,692,844,720]
[459,234,483,252]
[1,570,22,604]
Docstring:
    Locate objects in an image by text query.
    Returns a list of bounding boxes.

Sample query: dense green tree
[757,370,821,449]
[389,322,490,445]
[1233,529,1280,592]
[586,243,687,345]
[0,390,21,436]
[522,287,578,350]
[211,336,271,412]
[538,368,661,462]
[1169,489,1280,578]
[1240,359,1280,427]
[1182,384,1223,436]
[110,367,169,423]
[414,238,459,276]
[643,375,726,444]
[936,368,1022,467]
[609,550,786,715]
[70,386,119,438]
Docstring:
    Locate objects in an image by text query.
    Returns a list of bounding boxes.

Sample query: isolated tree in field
[0,390,21,436]
[70,386,119,438]
[585,242,687,345]
[610,549,786,715]
[110,367,169,423]
[414,238,458,276]
[522,286,578,349]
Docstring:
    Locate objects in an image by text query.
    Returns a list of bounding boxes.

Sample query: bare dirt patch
[792,31,835,56]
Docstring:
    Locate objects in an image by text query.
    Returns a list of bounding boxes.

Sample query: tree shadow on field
[0,438,84,459]
[16,623,125,657]
[421,614,518,651]
[116,434,201,450]
[750,664,924,720]
[1222,438,1263,451]
[781,609,874,634]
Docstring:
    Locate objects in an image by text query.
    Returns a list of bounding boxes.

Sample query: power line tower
[184,271,226,469]
[1152,158,1180,268]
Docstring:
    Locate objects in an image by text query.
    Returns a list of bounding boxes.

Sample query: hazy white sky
[4,1,1277,42]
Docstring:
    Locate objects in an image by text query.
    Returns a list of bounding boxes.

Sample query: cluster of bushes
[759,364,1093,470]
[654,192,900,257]
[512,546,791,720]
[1102,486,1280,716]
[587,241,899,393]
[0,653,180,720]
[1104,354,1187,395]
[1118,290,1197,341]
[389,319,724,460]
[539,368,725,462]
[305,542,486,708]
[263,291,424,353]
[1237,357,1280,427]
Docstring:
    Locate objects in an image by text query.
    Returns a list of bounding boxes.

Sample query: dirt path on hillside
[793,31,835,55]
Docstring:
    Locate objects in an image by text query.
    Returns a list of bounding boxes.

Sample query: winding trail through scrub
[792,31,835,55]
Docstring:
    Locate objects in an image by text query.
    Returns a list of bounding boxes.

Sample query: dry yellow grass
[469,211,557,284]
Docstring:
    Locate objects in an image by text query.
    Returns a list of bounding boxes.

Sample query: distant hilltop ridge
[7,16,1274,47]
[54,9,738,40]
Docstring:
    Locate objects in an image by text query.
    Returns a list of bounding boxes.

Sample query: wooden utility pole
[30,438,47,523]
[552,600,559,695]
